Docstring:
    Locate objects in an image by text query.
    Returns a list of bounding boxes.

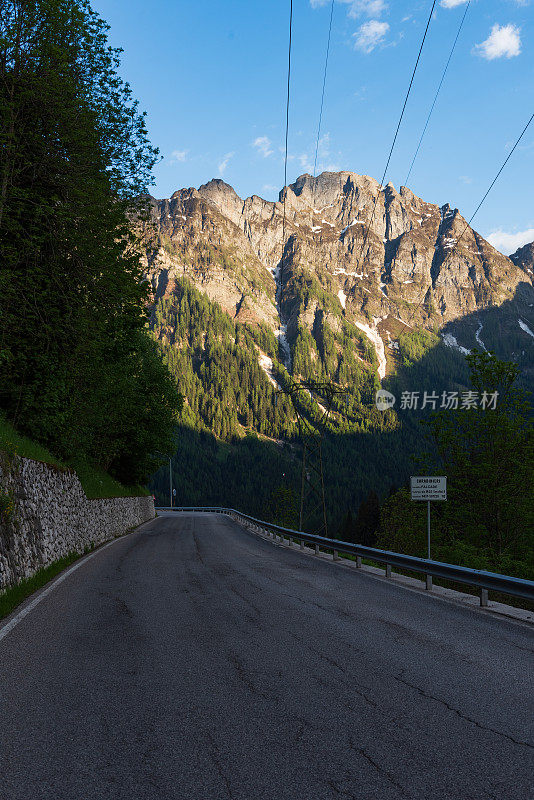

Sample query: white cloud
[311,0,387,17]
[459,175,472,184]
[440,0,468,8]
[262,184,278,193]
[170,149,188,164]
[317,132,331,158]
[353,20,389,52]
[252,136,273,158]
[348,0,388,18]
[475,24,521,60]
[218,152,235,176]
[323,163,342,172]
[487,228,534,255]
[299,153,314,172]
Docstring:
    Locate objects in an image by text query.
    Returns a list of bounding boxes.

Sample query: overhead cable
[356,0,437,271]
[404,1,470,187]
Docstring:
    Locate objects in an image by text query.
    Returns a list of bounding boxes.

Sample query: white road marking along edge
[0,519,154,643]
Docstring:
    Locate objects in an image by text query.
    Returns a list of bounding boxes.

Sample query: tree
[337,508,357,543]
[266,485,299,530]
[376,488,429,557]
[424,351,533,560]
[0,0,177,483]
[354,490,380,547]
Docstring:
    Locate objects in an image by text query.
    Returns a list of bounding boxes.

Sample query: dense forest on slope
[148,279,475,531]
[0,0,176,486]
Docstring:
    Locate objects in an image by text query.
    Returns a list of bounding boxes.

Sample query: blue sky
[93,0,533,254]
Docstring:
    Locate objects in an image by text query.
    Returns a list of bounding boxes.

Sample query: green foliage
[378,352,534,577]
[151,427,300,519]
[149,278,424,532]
[0,412,64,467]
[152,279,296,441]
[424,351,533,560]
[0,412,148,498]
[0,486,15,523]
[377,488,430,557]
[336,491,380,546]
[338,509,357,543]
[377,488,533,579]
[265,485,299,529]
[0,551,85,620]
[398,329,440,367]
[355,490,380,546]
[68,460,149,499]
[390,330,469,396]
[0,0,177,484]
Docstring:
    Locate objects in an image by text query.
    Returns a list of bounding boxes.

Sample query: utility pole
[169,457,173,508]
[278,378,347,537]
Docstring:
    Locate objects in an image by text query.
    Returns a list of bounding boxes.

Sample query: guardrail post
[204,509,533,608]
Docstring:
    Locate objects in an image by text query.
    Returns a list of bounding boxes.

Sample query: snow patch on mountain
[442,333,470,355]
[257,351,281,389]
[355,319,387,380]
[519,318,534,339]
[475,320,487,352]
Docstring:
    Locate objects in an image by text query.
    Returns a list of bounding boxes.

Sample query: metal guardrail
[156,506,534,607]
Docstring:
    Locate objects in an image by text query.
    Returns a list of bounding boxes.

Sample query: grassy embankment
[0,414,148,498]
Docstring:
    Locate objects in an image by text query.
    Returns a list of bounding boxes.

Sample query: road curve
[0,512,532,800]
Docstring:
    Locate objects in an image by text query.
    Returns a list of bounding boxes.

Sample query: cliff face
[511,241,534,274]
[141,171,534,379]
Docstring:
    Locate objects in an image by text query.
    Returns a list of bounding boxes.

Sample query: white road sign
[411,476,447,501]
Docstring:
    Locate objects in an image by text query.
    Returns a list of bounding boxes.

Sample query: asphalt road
[0,512,532,800]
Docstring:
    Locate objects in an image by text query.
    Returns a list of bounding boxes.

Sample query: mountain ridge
[141,170,534,381]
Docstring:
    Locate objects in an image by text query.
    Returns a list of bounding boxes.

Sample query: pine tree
[0,0,177,483]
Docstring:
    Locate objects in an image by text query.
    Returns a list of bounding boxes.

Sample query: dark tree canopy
[0,0,177,484]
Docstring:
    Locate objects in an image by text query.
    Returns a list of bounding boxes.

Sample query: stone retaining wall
[0,455,154,590]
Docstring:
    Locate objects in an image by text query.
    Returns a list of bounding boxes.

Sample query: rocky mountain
[141,171,534,383]
[511,240,534,274]
[142,171,534,522]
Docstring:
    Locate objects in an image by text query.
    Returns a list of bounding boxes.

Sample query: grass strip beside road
[0,549,94,622]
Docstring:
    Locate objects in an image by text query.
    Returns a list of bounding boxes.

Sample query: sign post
[426,500,430,561]
[411,476,447,560]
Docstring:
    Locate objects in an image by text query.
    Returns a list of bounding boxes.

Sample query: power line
[461,111,534,240]
[356,0,437,272]
[312,0,335,182]
[278,0,293,366]
[405,1,470,187]
[282,0,293,242]
[405,110,534,326]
